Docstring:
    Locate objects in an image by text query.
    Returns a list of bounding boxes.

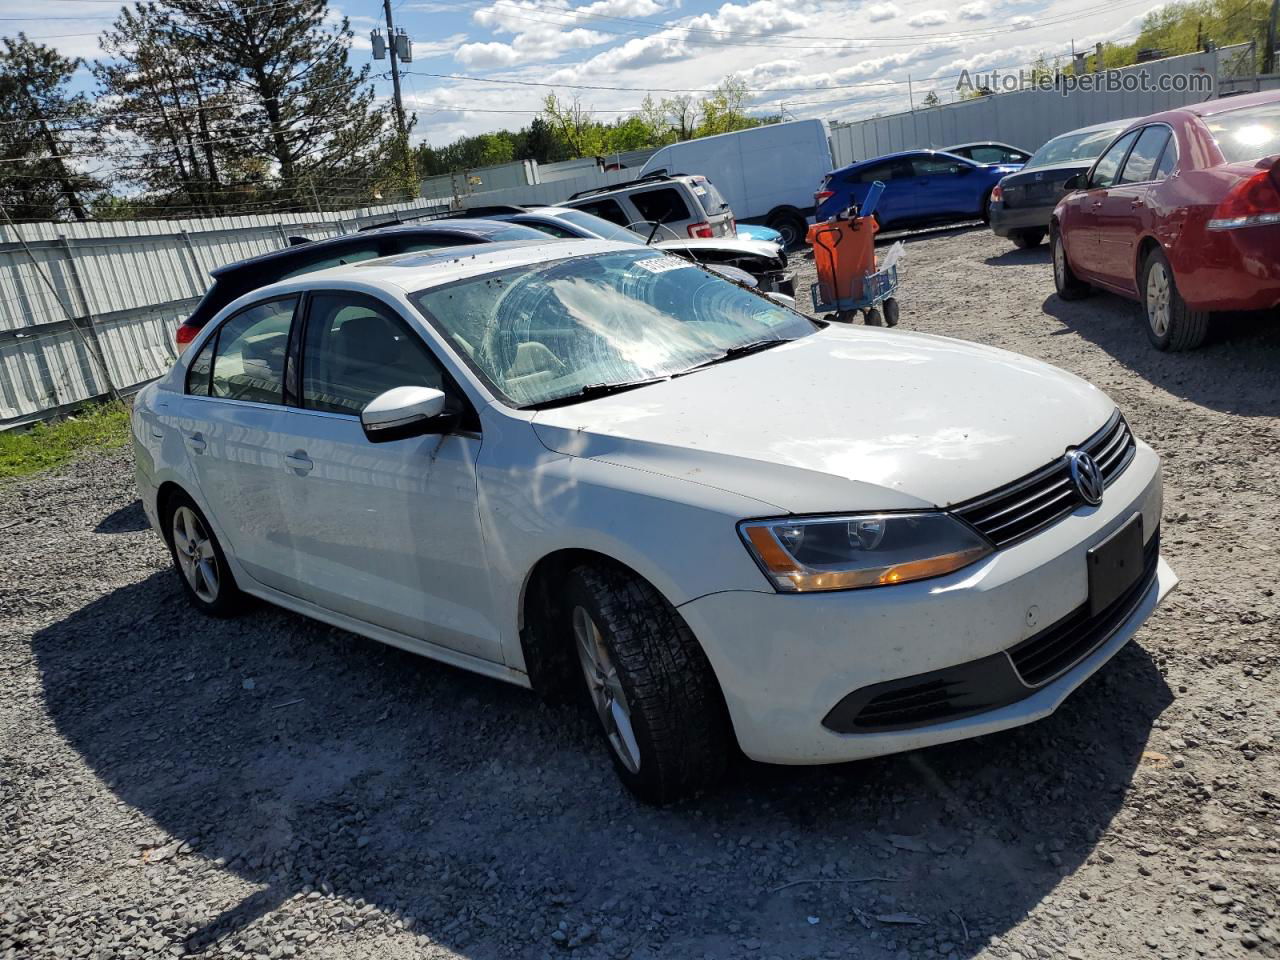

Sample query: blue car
[814,150,1022,229]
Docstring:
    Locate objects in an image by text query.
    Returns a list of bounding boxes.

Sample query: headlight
[738,512,993,592]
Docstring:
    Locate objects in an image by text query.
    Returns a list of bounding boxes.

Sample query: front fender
[477,448,778,673]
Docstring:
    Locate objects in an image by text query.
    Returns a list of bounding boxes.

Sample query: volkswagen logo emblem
[1068,450,1105,506]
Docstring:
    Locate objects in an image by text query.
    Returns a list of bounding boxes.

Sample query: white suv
[563,173,735,240]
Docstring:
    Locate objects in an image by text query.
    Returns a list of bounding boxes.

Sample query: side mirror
[1062,173,1083,191]
[361,386,455,443]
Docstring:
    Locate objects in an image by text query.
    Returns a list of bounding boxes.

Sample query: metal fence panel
[830,47,1240,167]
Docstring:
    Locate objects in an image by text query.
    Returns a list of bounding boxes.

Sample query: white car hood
[531,325,1115,515]
[655,237,782,259]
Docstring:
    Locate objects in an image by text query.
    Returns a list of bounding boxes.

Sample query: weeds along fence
[0,199,448,428]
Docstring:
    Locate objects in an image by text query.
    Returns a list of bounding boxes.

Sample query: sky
[1,0,1170,149]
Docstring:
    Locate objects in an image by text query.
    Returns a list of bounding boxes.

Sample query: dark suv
[175,220,546,345]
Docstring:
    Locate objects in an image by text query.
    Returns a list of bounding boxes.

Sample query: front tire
[1142,248,1209,351]
[566,565,732,804]
[164,493,244,617]
[1051,226,1090,300]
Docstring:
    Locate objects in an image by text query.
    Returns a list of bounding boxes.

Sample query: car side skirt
[239,581,534,689]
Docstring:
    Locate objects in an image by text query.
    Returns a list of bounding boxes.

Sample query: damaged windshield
[410,249,817,408]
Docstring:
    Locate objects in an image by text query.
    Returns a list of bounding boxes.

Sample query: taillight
[990,184,1003,203]
[1207,164,1280,231]
[175,323,198,347]
[688,222,713,238]
[815,190,834,204]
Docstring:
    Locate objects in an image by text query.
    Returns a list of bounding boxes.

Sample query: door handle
[1090,200,1103,208]
[1131,198,1145,207]
[186,432,206,454]
[284,450,314,475]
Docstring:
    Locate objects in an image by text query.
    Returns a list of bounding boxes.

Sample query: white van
[638,119,833,247]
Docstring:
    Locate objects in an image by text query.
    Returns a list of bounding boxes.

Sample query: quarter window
[1089,131,1139,189]
[301,292,451,416]
[630,187,692,225]
[1119,126,1172,184]
[207,297,297,404]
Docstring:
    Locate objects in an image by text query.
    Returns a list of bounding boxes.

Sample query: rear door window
[1153,136,1178,180]
[1119,126,1172,184]
[629,187,693,224]
[209,297,298,404]
[1089,131,1139,188]
[912,155,965,176]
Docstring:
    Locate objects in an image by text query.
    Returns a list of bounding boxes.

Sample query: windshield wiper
[522,377,669,410]
[687,338,793,370]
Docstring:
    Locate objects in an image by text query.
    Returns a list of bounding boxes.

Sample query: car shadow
[1041,293,1280,417]
[94,499,151,534]
[984,246,1051,266]
[34,572,1172,959]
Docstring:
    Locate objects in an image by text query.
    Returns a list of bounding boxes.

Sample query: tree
[96,3,241,214]
[0,34,100,221]
[542,93,605,157]
[696,77,757,137]
[662,94,699,141]
[921,90,941,107]
[160,0,393,209]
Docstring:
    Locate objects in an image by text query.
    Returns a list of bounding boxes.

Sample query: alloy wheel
[172,505,219,603]
[572,605,642,773]
[1146,261,1172,338]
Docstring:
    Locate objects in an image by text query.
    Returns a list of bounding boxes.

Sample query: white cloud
[957,2,988,19]
[907,10,949,26]
[1009,14,1034,27]
[865,2,901,21]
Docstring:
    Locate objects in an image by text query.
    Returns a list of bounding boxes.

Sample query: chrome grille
[953,411,1136,548]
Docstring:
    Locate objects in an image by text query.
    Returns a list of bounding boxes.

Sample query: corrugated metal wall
[830,47,1241,167]
[0,199,447,426]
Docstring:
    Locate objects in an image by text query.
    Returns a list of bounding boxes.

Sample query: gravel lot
[2,227,1277,960]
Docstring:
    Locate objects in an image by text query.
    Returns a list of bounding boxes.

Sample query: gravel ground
[2,227,1278,960]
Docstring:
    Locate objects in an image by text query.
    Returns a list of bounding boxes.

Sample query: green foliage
[0,402,131,480]
[0,34,102,221]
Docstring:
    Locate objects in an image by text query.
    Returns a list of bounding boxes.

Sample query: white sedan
[132,238,1178,803]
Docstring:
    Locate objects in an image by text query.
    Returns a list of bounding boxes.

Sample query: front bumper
[989,201,1054,237]
[679,441,1176,764]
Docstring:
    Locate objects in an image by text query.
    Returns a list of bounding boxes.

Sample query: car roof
[1182,88,1280,118]
[208,219,541,277]
[945,141,1026,151]
[252,238,640,296]
[832,148,967,174]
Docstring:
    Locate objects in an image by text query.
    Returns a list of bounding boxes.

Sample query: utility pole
[907,73,915,110]
[375,0,416,200]
[1265,0,1278,74]
[382,0,408,145]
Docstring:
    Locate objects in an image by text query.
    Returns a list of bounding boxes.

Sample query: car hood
[531,325,1115,515]
[656,237,782,259]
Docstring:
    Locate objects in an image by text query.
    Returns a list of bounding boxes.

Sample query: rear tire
[1011,229,1045,249]
[766,209,808,249]
[1142,248,1209,351]
[565,564,732,804]
[1051,226,1090,301]
[864,307,883,326]
[163,492,244,617]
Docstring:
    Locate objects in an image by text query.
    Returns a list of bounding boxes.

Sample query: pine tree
[157,0,391,209]
[0,34,101,221]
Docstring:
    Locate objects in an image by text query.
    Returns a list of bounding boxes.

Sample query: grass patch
[0,401,132,481]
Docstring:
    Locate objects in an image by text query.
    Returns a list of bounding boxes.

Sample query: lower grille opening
[823,527,1162,734]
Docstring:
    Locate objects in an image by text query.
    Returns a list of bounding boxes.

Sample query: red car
[1051,91,1280,350]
